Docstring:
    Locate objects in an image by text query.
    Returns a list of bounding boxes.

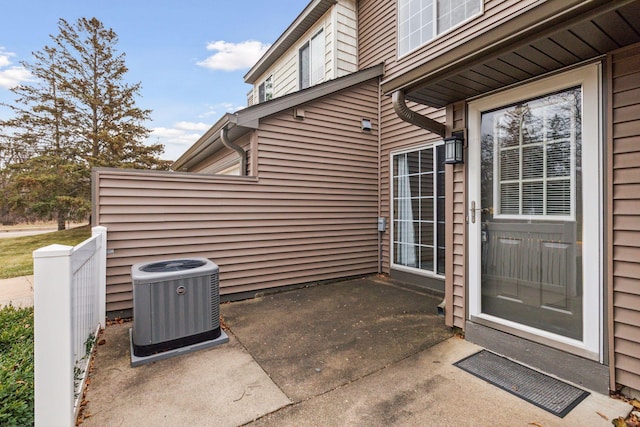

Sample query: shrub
[0,305,34,427]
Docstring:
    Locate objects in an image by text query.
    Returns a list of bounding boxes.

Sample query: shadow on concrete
[81,275,632,426]
[221,276,453,402]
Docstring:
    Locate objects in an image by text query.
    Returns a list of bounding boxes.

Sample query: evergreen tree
[54,18,167,169]
[0,17,170,229]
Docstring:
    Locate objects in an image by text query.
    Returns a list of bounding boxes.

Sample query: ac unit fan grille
[141,259,206,273]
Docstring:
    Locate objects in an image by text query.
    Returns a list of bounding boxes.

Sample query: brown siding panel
[369,0,540,83]
[611,43,640,392]
[95,80,381,315]
[360,0,467,327]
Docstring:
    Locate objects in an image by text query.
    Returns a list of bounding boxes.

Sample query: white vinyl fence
[33,226,107,427]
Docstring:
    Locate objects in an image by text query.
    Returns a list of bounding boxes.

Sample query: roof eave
[238,63,384,127]
[244,0,337,84]
[171,114,232,171]
[381,0,629,107]
[173,64,385,170]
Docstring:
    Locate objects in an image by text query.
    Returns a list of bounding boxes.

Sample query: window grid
[398,0,481,57]
[392,144,445,276]
[493,90,578,219]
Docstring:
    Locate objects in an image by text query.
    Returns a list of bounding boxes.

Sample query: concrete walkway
[80,277,632,426]
[0,275,34,308]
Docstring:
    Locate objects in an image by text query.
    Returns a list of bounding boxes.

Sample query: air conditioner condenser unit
[130,257,228,366]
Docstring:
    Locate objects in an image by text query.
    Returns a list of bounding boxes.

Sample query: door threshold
[464,321,609,395]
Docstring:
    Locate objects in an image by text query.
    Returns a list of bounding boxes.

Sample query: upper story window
[258,75,273,103]
[299,30,325,89]
[398,0,482,57]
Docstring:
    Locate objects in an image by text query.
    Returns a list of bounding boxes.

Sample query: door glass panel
[480,87,583,340]
[392,144,446,275]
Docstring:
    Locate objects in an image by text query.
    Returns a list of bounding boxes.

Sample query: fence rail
[33,226,107,427]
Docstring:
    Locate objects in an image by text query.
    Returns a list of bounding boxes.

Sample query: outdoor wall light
[361,118,372,131]
[444,135,464,164]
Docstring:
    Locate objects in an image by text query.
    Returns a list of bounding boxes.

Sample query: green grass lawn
[0,225,91,279]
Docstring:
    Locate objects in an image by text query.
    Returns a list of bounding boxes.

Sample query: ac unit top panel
[131,257,218,285]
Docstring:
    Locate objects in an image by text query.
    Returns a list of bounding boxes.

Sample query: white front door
[468,65,602,359]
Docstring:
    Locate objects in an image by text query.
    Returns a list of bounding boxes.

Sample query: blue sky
[0,0,309,161]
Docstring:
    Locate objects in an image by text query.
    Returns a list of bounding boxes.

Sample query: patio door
[468,65,602,358]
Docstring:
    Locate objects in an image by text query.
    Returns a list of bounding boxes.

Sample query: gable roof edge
[173,64,383,171]
[236,63,384,128]
[244,0,337,84]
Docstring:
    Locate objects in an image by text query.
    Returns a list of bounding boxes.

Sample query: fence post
[33,244,74,427]
[92,226,107,327]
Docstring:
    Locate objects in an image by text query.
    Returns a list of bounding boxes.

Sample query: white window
[398,0,482,56]
[258,75,273,103]
[392,143,446,276]
[299,30,325,89]
[485,88,579,220]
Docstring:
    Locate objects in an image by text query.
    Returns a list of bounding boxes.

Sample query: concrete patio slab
[0,275,33,308]
[249,336,631,427]
[221,277,453,402]
[80,276,632,426]
[81,323,291,427]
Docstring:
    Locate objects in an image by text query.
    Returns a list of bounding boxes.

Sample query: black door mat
[454,350,589,418]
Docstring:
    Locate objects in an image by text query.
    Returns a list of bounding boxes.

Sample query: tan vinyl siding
[360,0,567,87]
[445,102,467,329]
[188,135,251,174]
[610,43,640,392]
[251,0,358,102]
[336,0,358,76]
[378,93,446,274]
[359,0,448,289]
[94,80,380,315]
[358,0,396,69]
[382,0,540,83]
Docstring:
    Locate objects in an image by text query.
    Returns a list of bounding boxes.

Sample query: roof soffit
[383,0,640,108]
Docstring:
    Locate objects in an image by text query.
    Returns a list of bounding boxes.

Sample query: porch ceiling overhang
[244,0,337,84]
[382,0,640,108]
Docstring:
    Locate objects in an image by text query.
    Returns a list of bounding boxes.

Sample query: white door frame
[467,64,603,360]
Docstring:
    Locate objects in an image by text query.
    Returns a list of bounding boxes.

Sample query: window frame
[299,29,325,90]
[390,142,446,278]
[467,64,602,356]
[486,88,580,222]
[258,75,273,103]
[397,0,483,58]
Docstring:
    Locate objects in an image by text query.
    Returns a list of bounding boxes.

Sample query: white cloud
[147,105,247,161]
[198,102,245,119]
[148,121,213,161]
[0,47,31,89]
[173,121,210,132]
[197,40,270,71]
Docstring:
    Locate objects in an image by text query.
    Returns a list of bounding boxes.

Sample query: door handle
[470,201,482,224]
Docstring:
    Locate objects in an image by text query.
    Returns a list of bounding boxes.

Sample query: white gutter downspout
[220,124,247,176]
[392,90,446,137]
